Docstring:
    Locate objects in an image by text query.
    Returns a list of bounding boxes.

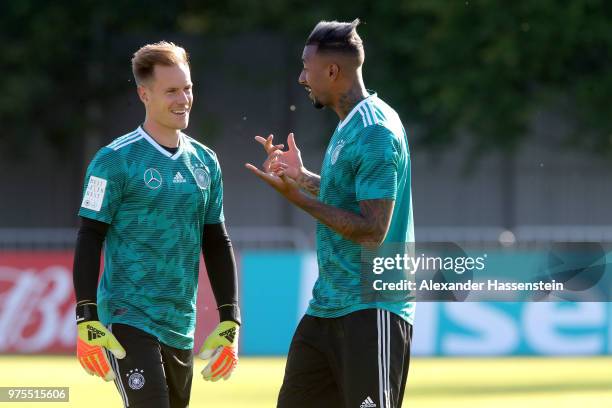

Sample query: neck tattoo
[338,88,367,119]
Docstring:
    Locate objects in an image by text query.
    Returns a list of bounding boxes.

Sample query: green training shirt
[307,93,415,324]
[78,126,224,349]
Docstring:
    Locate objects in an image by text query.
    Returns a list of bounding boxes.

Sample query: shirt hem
[306,303,414,325]
[102,316,194,350]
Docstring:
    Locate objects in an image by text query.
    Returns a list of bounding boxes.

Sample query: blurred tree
[194,0,612,157]
[2,0,612,158]
[0,1,179,158]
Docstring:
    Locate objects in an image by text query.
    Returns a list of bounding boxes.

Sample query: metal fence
[2,226,612,251]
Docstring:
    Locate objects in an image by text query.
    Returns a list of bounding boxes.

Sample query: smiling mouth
[171,109,189,116]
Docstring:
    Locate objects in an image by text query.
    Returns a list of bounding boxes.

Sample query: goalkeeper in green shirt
[73,41,240,408]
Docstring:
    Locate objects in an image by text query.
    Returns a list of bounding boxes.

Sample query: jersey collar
[337,91,377,131]
[137,126,184,160]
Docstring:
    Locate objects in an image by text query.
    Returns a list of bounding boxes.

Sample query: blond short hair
[131,41,189,85]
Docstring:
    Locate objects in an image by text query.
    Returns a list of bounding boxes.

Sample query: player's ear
[137,85,148,104]
[328,63,339,81]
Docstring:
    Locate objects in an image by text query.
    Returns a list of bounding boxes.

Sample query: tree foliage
[2,0,612,157]
[197,0,612,156]
[0,1,178,156]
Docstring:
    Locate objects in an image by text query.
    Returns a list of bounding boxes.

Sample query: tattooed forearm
[296,169,320,196]
[357,200,395,244]
[289,194,395,245]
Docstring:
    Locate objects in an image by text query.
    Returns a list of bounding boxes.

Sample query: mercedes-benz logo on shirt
[144,168,163,189]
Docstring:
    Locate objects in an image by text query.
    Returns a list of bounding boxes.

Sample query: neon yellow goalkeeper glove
[198,321,239,381]
[76,302,126,381]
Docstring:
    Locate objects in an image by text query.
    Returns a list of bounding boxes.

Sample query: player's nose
[177,90,190,105]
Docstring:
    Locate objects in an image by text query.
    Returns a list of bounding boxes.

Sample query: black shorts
[278,309,413,408]
[104,323,194,408]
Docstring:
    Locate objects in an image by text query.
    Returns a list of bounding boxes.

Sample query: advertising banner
[0,252,219,354]
[241,251,612,356]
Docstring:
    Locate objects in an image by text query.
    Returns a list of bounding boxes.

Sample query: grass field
[0,356,610,407]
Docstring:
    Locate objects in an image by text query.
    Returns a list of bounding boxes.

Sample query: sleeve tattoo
[297,169,320,197]
[295,196,395,245]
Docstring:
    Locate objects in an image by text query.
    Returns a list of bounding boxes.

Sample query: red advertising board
[0,251,220,354]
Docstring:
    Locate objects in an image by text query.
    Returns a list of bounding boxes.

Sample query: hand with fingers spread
[255,133,304,180]
[245,162,302,203]
[254,134,284,172]
[255,134,285,156]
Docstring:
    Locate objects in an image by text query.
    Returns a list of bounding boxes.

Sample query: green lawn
[0,356,610,407]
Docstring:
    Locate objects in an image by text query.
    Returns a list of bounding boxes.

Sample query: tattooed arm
[296,196,395,245]
[295,168,320,197]
[246,160,394,246]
